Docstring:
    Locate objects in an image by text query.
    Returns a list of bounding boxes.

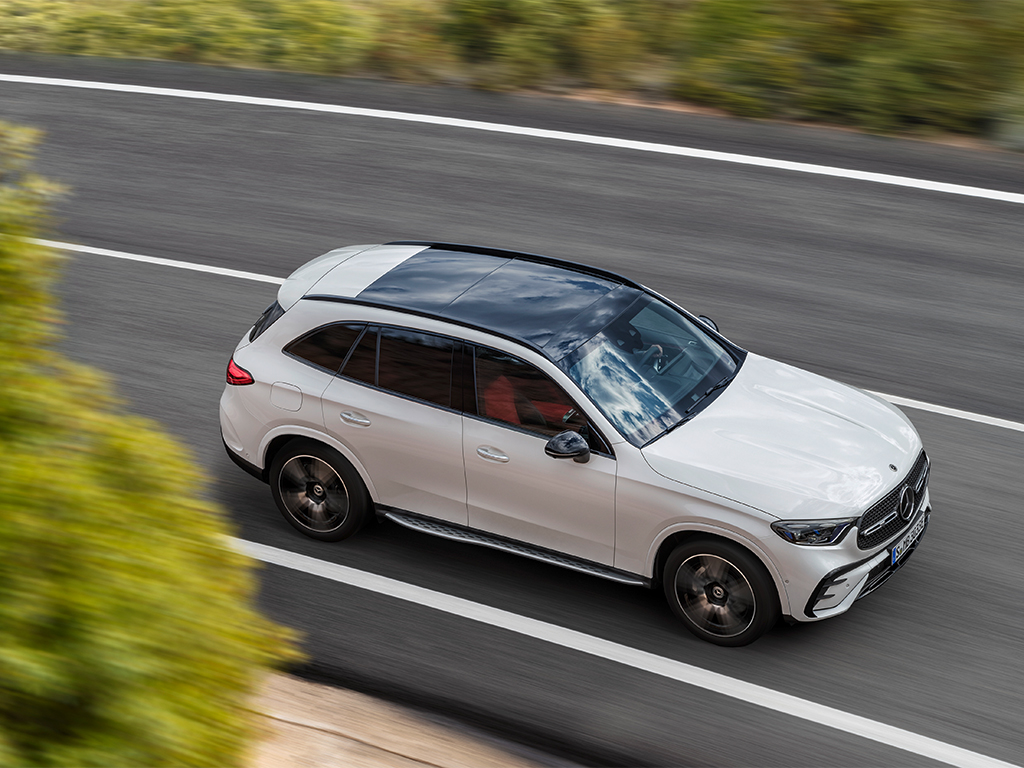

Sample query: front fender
[645,522,792,617]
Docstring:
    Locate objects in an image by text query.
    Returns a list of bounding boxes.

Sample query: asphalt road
[3,54,1023,766]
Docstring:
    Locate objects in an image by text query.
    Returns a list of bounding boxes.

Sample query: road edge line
[869,391,1024,434]
[4,73,1024,206]
[32,238,284,285]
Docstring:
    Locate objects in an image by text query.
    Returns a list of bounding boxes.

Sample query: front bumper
[803,508,930,620]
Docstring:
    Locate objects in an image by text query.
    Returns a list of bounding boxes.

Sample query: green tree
[0,121,293,767]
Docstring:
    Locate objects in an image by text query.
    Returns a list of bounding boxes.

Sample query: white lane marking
[33,238,284,284]
[43,237,1024,435]
[871,392,1024,434]
[5,73,1024,206]
[236,538,1018,768]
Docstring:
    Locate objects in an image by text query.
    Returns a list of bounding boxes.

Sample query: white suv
[221,242,931,646]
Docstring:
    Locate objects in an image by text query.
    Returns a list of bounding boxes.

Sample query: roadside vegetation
[0,121,294,765]
[2,0,1024,142]
[1,0,1023,142]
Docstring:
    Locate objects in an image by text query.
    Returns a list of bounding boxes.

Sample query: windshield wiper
[658,373,737,439]
[684,370,733,415]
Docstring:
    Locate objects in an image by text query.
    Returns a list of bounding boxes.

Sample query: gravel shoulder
[250,674,558,768]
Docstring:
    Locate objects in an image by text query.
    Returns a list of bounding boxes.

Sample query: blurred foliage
[362,0,459,81]
[993,81,1024,151]
[0,1,68,52]
[1,0,376,73]
[1,0,1023,136]
[672,0,1024,134]
[0,122,295,766]
[445,0,643,87]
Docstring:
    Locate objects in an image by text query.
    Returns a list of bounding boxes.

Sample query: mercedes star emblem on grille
[898,485,917,522]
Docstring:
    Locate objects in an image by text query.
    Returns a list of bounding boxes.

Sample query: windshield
[559,296,742,446]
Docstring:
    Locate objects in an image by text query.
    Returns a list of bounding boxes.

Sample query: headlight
[771,518,857,546]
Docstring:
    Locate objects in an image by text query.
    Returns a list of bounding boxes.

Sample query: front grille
[857,451,929,549]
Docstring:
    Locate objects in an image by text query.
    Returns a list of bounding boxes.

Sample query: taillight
[226,357,254,385]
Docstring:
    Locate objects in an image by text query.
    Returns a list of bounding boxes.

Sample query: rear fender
[259,425,380,502]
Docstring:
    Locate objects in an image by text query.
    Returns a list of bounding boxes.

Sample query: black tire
[269,438,369,542]
[663,538,779,647]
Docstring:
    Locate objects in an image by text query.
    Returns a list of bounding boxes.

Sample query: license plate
[891,513,927,565]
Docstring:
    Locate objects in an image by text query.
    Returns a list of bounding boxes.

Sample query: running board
[382,510,648,587]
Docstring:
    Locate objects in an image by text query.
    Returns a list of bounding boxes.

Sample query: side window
[285,323,364,373]
[378,327,454,408]
[340,326,378,386]
[473,346,604,450]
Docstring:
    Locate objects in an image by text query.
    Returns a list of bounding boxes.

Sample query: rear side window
[250,301,285,342]
[285,323,364,373]
[378,327,454,408]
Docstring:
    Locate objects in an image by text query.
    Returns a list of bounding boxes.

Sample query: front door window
[473,346,608,453]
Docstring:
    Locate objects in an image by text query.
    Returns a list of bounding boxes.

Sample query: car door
[320,325,468,525]
[463,345,616,565]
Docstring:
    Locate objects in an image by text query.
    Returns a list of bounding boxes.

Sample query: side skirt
[380,508,649,588]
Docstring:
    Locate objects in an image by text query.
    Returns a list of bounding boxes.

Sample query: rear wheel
[663,538,779,646]
[269,439,369,541]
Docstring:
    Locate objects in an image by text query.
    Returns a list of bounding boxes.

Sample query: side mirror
[544,430,591,464]
[698,315,719,332]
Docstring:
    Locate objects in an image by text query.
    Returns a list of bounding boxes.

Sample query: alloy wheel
[277,455,350,532]
[673,553,756,639]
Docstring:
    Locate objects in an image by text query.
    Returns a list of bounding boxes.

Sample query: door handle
[476,446,509,463]
[340,410,371,427]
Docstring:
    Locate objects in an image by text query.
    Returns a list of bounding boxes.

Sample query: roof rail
[385,241,643,290]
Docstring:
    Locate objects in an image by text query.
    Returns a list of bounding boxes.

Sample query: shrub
[52,0,375,73]
[362,0,459,82]
[55,0,264,63]
[993,80,1024,151]
[673,0,803,118]
[610,0,689,57]
[241,0,375,74]
[0,0,73,52]
[446,0,642,88]
[0,122,294,767]
[671,0,1024,133]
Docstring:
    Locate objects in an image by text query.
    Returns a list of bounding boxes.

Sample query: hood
[641,354,922,519]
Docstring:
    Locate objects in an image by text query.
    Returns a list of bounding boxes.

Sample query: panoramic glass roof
[356,248,508,311]
[355,247,636,354]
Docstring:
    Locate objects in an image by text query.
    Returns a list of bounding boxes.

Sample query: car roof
[297,242,646,360]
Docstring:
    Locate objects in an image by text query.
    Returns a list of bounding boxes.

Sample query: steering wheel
[639,344,663,369]
[659,348,692,376]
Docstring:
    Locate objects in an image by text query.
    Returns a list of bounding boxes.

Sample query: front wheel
[269,439,369,541]
[663,538,779,647]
